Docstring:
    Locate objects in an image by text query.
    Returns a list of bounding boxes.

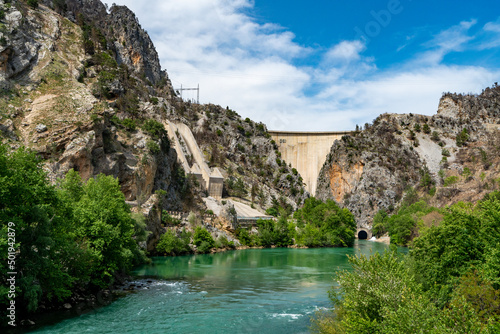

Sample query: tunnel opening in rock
[358,230,368,240]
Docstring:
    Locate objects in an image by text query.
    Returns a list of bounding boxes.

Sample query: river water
[29,240,392,334]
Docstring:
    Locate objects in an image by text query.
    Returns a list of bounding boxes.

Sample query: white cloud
[478,21,500,50]
[324,40,365,63]
[417,19,477,65]
[104,1,499,131]
[484,22,500,33]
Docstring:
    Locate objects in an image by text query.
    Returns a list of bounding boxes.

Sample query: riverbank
[6,273,138,333]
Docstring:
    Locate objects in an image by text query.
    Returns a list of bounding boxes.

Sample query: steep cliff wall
[316,86,500,229]
[0,0,182,251]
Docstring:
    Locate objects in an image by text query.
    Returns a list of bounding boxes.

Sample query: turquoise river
[28,240,394,334]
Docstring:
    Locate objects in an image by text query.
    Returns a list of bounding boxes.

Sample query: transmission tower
[175,84,199,104]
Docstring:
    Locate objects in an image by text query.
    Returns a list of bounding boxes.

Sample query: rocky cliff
[168,101,309,212]
[0,0,307,250]
[316,85,500,230]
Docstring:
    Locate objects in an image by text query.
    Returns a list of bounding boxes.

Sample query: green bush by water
[156,229,192,256]
[312,194,500,333]
[294,197,356,247]
[0,145,147,317]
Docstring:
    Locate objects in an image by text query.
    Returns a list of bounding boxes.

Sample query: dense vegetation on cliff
[313,194,500,333]
[0,145,148,319]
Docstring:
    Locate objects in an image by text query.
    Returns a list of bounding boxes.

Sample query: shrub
[385,200,438,246]
[193,227,215,250]
[444,175,459,187]
[431,131,440,142]
[423,123,431,134]
[146,140,160,154]
[142,119,165,139]
[419,166,434,190]
[265,207,279,217]
[254,217,294,248]
[372,209,388,237]
[156,229,192,256]
[442,148,451,157]
[53,0,67,12]
[235,228,254,246]
[197,241,213,254]
[456,128,469,147]
[217,235,235,249]
[330,251,421,329]
[122,118,137,131]
[162,211,181,225]
[27,0,38,8]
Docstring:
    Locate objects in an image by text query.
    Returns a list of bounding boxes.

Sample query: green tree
[193,227,215,253]
[157,229,192,256]
[142,119,165,139]
[294,198,356,247]
[0,147,80,313]
[27,0,38,8]
[372,209,388,237]
[324,250,427,333]
[68,173,143,287]
[0,148,148,317]
[456,128,469,147]
[235,228,254,246]
[411,202,492,307]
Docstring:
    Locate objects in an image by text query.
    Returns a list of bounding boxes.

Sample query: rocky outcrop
[0,0,183,251]
[107,5,167,87]
[316,122,422,228]
[62,0,170,88]
[0,1,49,85]
[168,102,309,212]
[316,85,500,229]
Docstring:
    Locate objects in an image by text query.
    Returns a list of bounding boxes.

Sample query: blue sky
[104,0,500,131]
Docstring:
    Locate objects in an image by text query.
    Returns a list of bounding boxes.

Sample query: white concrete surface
[269,131,353,195]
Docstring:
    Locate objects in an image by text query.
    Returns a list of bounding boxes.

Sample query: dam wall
[269,130,353,195]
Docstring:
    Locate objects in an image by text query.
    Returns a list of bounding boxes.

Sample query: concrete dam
[165,122,353,203]
[269,130,354,195]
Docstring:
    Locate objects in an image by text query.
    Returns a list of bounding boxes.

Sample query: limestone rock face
[0,1,57,85]
[62,0,170,87]
[316,86,500,230]
[0,0,181,251]
[107,5,166,86]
